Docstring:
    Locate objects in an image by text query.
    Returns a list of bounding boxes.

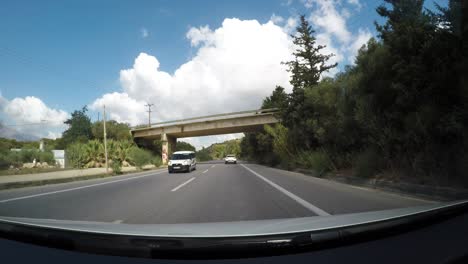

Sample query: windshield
[171,154,191,160]
[0,0,466,257]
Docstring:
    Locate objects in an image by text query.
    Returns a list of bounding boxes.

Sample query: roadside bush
[152,156,162,167]
[0,153,10,170]
[353,148,384,178]
[296,150,333,176]
[39,151,55,164]
[19,149,38,163]
[66,143,88,169]
[129,147,153,169]
[110,159,122,175]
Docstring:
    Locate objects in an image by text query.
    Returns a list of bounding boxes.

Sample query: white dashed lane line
[240,164,330,216]
[171,177,196,192]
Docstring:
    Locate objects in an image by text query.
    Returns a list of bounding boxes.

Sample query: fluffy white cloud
[93,18,294,126]
[1,95,69,139]
[186,25,214,47]
[308,0,352,43]
[89,92,147,125]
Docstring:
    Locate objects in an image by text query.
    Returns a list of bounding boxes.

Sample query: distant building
[52,150,65,168]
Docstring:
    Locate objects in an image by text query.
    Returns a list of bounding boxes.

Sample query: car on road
[168,151,196,173]
[224,154,237,164]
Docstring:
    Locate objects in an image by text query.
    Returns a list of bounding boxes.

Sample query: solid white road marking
[112,220,124,224]
[0,170,166,204]
[202,169,209,174]
[240,164,331,216]
[211,165,216,168]
[171,177,196,192]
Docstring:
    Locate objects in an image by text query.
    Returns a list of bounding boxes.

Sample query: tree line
[241,0,467,187]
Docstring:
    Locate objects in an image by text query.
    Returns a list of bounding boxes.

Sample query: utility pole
[145,103,154,127]
[103,105,109,174]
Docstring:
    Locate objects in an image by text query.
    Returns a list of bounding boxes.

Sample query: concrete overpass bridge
[130,108,279,164]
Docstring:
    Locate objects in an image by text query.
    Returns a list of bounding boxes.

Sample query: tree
[91,120,132,141]
[62,106,93,146]
[283,15,337,89]
[196,147,212,161]
[176,141,196,152]
[282,15,337,150]
[262,86,288,110]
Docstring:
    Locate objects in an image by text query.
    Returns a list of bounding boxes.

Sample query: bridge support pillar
[161,133,176,165]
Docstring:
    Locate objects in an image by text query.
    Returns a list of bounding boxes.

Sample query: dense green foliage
[176,141,196,152]
[0,149,56,169]
[0,138,40,151]
[241,1,467,186]
[64,139,156,169]
[91,120,132,141]
[61,107,93,146]
[128,147,153,169]
[195,147,212,162]
[195,139,242,161]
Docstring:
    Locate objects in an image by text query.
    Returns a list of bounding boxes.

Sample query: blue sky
[0,0,446,147]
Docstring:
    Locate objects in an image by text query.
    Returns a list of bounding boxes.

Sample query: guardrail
[131,108,279,130]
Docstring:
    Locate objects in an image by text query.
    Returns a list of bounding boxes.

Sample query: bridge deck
[131,108,278,131]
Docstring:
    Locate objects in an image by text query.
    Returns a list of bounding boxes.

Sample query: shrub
[353,148,384,178]
[39,151,55,164]
[66,143,88,169]
[19,149,39,163]
[111,159,122,175]
[297,150,333,176]
[152,156,162,167]
[129,147,153,169]
[0,153,10,170]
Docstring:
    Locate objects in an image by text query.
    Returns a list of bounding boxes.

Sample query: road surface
[0,161,432,224]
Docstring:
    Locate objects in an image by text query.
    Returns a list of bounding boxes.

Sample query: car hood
[0,200,466,238]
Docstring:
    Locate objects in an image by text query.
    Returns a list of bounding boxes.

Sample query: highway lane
[0,161,432,224]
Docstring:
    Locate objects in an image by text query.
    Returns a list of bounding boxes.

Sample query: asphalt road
[0,161,433,224]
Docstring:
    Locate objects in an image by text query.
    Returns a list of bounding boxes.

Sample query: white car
[168,151,196,173]
[224,154,237,164]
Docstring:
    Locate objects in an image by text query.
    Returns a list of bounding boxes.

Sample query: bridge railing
[131,108,278,130]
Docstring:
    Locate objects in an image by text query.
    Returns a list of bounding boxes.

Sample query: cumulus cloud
[0,95,69,139]
[141,27,149,38]
[92,18,293,127]
[186,25,214,46]
[89,92,147,125]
